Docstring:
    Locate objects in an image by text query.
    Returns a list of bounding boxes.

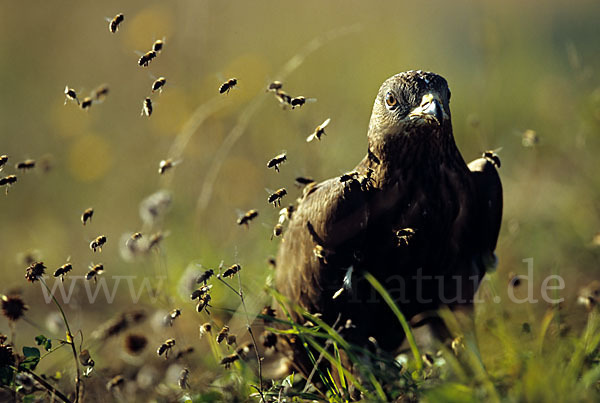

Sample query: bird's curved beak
[408,93,445,124]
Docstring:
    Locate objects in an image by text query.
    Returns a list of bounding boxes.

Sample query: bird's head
[367,71,452,147]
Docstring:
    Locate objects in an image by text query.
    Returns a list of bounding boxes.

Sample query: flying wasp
[306,118,331,142]
[267,153,287,172]
[368,148,380,165]
[196,268,214,285]
[64,86,79,105]
[237,209,258,227]
[53,263,73,282]
[125,232,143,254]
[108,13,124,33]
[339,171,359,186]
[15,159,35,171]
[164,309,181,326]
[196,294,211,314]
[199,323,212,338]
[226,334,237,346]
[219,78,237,94]
[158,158,180,174]
[81,207,93,225]
[396,228,416,247]
[220,353,239,369]
[278,205,294,224]
[147,231,166,250]
[0,175,17,194]
[0,155,7,171]
[152,38,165,53]
[178,368,189,389]
[90,235,107,252]
[86,263,104,282]
[93,84,109,101]
[274,89,292,106]
[221,264,241,279]
[190,284,212,300]
[266,81,282,92]
[290,96,315,109]
[360,168,375,191]
[216,325,229,344]
[152,77,167,93]
[141,98,152,117]
[271,223,283,240]
[106,375,124,392]
[157,338,175,359]
[81,97,93,110]
[483,150,501,168]
[295,176,315,187]
[268,188,287,207]
[138,51,156,67]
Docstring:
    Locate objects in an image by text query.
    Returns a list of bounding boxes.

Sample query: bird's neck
[366,124,467,187]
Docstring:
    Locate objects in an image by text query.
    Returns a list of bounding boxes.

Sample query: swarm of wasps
[0,154,52,194]
[64,84,111,111]
[63,13,169,118]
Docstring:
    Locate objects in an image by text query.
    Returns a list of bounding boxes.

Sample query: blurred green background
[1,0,600,383]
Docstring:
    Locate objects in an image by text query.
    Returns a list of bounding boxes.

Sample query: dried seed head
[25,261,46,282]
[1,295,28,321]
[262,330,277,349]
[0,343,15,367]
[124,334,148,355]
[260,305,276,323]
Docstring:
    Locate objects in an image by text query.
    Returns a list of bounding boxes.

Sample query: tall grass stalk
[39,278,81,402]
[364,272,423,372]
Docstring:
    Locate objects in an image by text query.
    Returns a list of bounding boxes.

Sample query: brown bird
[275,71,502,366]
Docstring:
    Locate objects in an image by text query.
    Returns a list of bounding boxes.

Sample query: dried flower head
[262,330,277,349]
[25,261,46,282]
[125,334,148,355]
[1,295,28,321]
[0,343,15,367]
[260,305,276,323]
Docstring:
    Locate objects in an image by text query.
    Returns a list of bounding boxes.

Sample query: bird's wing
[467,156,503,270]
[276,177,370,313]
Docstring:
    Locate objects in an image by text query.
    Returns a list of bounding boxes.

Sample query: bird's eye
[385,92,397,108]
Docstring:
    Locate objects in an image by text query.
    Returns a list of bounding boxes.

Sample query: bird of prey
[275,71,502,361]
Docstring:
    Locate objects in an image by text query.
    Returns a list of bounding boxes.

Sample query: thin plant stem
[302,315,341,394]
[217,274,265,402]
[11,366,73,403]
[39,278,81,402]
[364,272,424,373]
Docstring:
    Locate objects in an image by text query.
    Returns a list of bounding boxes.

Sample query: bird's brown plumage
[275,71,502,358]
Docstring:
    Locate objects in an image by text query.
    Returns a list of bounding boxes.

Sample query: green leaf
[35,334,52,351]
[20,347,40,371]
